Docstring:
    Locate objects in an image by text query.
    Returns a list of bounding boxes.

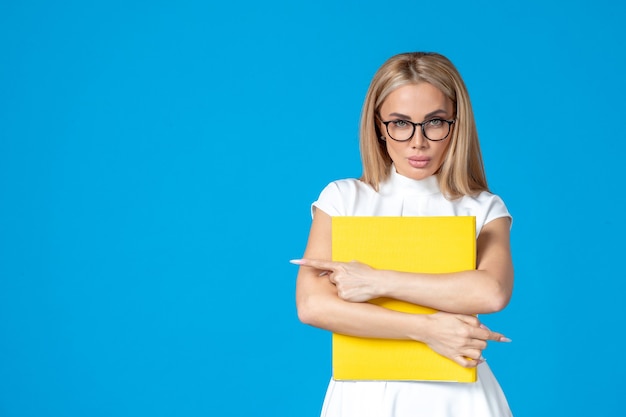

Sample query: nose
[410,127,428,148]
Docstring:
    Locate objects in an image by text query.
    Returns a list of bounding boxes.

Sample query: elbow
[485,291,511,313]
[296,294,325,327]
[480,285,512,314]
[472,268,514,314]
[296,302,313,326]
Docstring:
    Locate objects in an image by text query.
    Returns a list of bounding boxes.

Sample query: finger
[457,315,481,327]
[465,339,488,351]
[481,328,512,343]
[461,348,484,361]
[478,323,512,342]
[453,355,482,369]
[290,258,339,271]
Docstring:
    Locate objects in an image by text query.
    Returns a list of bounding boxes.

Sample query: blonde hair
[359,52,488,199]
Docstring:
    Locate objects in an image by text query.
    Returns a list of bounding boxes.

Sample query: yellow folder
[331,216,477,382]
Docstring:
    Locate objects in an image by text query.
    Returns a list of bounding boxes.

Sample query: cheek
[435,142,452,165]
[385,140,401,159]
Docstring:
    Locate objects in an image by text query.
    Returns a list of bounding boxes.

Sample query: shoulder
[311,178,375,217]
[458,191,512,229]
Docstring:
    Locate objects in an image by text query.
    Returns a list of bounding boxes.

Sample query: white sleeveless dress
[311,167,513,417]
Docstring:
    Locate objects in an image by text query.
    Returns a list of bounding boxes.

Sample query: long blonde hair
[359,52,488,199]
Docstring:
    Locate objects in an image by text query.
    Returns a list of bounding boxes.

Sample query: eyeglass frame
[379,118,456,142]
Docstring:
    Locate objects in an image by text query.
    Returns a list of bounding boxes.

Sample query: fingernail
[318,271,329,277]
[289,259,304,265]
[500,337,512,342]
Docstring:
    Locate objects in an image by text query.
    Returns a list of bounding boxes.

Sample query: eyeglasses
[380,118,455,142]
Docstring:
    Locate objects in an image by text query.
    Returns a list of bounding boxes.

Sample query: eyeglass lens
[387,119,451,141]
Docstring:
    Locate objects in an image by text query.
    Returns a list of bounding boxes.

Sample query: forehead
[380,83,452,116]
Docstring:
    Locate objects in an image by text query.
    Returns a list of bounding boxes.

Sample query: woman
[292,52,514,416]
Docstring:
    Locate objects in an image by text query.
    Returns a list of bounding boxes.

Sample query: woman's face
[378,83,454,181]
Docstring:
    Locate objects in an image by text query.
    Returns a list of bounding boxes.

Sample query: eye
[425,118,445,128]
[392,120,411,129]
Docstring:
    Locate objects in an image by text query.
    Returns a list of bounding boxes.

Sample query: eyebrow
[387,109,450,120]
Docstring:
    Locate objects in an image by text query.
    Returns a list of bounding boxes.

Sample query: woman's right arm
[294,208,504,367]
[296,208,420,339]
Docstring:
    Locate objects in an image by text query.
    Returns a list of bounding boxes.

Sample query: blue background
[1,1,625,416]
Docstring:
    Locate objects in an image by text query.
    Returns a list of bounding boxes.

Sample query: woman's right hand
[419,312,510,368]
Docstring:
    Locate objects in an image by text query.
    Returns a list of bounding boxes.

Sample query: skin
[381,83,453,181]
[294,82,514,368]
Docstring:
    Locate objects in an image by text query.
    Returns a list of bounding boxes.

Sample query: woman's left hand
[291,258,381,302]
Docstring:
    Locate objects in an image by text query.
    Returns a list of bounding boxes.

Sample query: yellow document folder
[331,216,477,382]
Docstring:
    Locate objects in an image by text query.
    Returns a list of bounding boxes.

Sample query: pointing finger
[479,325,512,343]
[290,258,338,271]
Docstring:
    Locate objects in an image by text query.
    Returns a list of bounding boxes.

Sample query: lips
[407,156,431,168]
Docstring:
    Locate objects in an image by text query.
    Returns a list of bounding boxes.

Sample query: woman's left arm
[296,216,513,315]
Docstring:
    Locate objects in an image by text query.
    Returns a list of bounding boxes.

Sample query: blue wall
[1,1,625,416]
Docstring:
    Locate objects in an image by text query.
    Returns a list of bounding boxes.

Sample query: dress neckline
[385,165,441,195]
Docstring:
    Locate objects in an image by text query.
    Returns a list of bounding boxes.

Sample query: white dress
[311,167,513,417]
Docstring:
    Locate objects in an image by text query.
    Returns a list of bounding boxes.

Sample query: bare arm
[379,216,513,314]
[295,208,418,339]
[298,216,513,315]
[294,208,510,368]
